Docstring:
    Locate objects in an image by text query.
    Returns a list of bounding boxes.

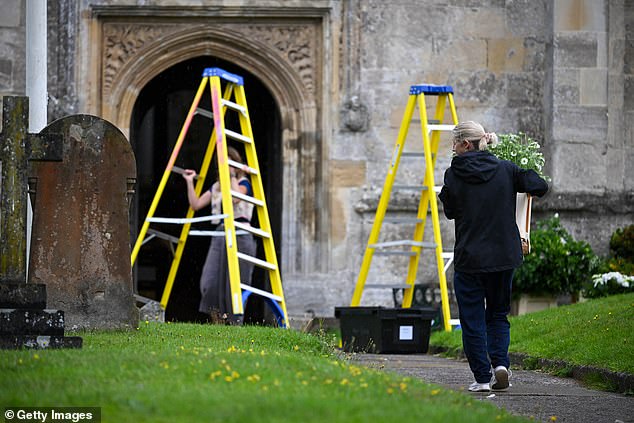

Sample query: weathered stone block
[555,33,598,68]
[552,106,608,142]
[523,37,548,72]
[507,72,543,108]
[552,142,607,192]
[488,38,525,73]
[580,68,608,105]
[554,68,580,106]
[554,0,606,32]
[507,0,549,37]
[439,39,487,70]
[0,335,82,350]
[454,6,506,39]
[0,0,21,28]
[330,160,367,188]
[516,107,544,137]
[0,309,65,336]
[0,283,46,309]
[453,71,505,107]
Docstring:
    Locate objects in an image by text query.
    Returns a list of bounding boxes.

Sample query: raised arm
[182,169,212,211]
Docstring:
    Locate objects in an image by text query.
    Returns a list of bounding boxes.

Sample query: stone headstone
[28,114,138,329]
[0,95,80,349]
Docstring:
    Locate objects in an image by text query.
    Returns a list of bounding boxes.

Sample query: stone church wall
[1,0,632,318]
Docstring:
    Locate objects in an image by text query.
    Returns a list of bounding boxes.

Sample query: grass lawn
[431,292,634,375]
[1,322,528,423]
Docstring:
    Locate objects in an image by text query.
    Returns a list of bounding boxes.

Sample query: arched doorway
[130,56,282,323]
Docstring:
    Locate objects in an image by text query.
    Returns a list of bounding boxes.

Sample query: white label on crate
[399,325,413,341]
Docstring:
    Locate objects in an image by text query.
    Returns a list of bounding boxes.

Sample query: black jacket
[438,151,549,273]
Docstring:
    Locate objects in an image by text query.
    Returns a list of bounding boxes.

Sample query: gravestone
[0,95,81,349]
[28,114,138,329]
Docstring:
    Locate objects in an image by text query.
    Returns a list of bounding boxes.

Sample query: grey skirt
[198,226,257,318]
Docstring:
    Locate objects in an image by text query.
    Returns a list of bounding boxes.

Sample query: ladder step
[225,129,253,144]
[374,251,417,256]
[420,185,443,193]
[194,108,213,119]
[370,240,436,248]
[237,252,277,271]
[401,152,426,158]
[231,190,264,207]
[143,229,180,246]
[234,221,271,239]
[146,215,227,224]
[393,184,424,191]
[365,284,412,289]
[240,283,283,303]
[221,99,247,115]
[189,230,249,237]
[382,217,423,224]
[228,159,258,176]
[427,124,455,132]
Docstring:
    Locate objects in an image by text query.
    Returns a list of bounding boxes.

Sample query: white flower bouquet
[489,133,550,181]
[488,133,550,254]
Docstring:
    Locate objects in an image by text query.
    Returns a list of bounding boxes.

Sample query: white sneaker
[468,381,491,392]
[491,366,512,390]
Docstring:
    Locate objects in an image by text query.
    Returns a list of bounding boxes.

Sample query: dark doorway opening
[130,56,282,324]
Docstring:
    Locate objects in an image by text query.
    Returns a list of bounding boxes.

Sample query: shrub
[513,215,601,297]
[607,224,634,275]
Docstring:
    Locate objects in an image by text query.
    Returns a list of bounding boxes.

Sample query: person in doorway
[182,146,256,325]
[438,121,548,392]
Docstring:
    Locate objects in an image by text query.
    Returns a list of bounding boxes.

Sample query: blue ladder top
[203,67,244,86]
[409,84,453,95]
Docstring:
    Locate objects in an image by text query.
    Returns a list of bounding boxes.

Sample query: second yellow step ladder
[351,84,458,331]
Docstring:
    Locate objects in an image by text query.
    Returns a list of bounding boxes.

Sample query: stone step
[0,309,65,336]
[0,335,82,349]
[0,283,47,308]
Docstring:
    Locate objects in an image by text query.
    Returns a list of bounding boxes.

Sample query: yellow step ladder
[350,84,458,331]
[131,67,288,328]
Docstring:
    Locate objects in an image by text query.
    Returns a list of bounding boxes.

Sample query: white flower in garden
[591,272,634,288]
[520,158,528,165]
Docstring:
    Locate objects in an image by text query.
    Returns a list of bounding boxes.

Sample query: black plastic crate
[334,306,436,354]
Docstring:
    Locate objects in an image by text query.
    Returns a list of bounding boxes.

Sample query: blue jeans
[454,269,513,383]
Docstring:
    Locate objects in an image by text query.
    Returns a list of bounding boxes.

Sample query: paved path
[351,353,634,423]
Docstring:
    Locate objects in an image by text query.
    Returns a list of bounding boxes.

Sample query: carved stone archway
[85,8,330,275]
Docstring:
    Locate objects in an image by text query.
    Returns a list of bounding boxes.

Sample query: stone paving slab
[351,353,634,423]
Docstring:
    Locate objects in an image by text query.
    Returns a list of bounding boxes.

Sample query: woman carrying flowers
[438,121,549,392]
